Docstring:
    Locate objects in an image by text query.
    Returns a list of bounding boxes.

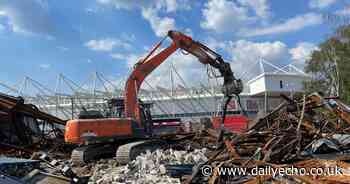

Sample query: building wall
[264,74,306,93]
[248,76,266,95]
[248,73,308,95]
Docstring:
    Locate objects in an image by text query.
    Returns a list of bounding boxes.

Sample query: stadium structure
[0,59,309,121]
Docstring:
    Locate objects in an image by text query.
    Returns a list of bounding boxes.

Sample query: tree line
[304,25,350,104]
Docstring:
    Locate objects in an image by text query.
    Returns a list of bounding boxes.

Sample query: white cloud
[205,37,226,51]
[121,33,136,42]
[228,40,289,63]
[141,8,176,37]
[96,0,190,12]
[109,52,144,67]
[336,6,350,16]
[0,0,54,37]
[200,0,321,37]
[96,0,147,10]
[163,0,177,12]
[238,0,270,19]
[85,38,131,52]
[224,40,290,75]
[223,40,318,75]
[309,0,337,9]
[96,0,191,37]
[167,0,192,12]
[39,63,50,69]
[200,0,254,33]
[243,13,323,37]
[85,39,115,51]
[110,53,127,60]
[289,42,318,68]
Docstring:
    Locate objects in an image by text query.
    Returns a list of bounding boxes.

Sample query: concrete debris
[89,149,207,184]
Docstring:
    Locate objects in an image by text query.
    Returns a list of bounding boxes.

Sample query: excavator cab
[105,98,152,119]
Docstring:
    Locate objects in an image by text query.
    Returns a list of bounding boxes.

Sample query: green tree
[304,25,350,104]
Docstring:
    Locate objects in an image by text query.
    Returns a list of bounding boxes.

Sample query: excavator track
[116,140,166,165]
[71,144,116,165]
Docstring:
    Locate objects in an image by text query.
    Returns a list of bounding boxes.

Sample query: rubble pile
[185,93,350,183]
[89,149,208,184]
[85,91,350,184]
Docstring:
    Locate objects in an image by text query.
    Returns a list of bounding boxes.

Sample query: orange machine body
[65,118,133,144]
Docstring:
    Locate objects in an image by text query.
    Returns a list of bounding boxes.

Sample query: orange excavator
[64,30,243,164]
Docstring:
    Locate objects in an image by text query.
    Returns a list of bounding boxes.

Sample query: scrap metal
[0,92,70,159]
[182,92,350,183]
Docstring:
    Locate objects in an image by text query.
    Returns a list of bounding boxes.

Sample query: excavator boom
[124,30,243,123]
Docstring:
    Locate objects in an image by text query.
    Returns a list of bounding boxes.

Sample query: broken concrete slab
[88,148,207,184]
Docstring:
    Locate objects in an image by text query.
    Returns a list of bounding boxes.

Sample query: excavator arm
[124,30,243,123]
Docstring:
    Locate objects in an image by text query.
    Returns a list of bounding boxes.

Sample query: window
[280,80,283,89]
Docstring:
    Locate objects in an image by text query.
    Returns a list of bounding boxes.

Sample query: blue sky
[0,0,349,91]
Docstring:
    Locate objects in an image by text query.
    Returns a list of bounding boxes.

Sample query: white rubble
[89,148,208,184]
